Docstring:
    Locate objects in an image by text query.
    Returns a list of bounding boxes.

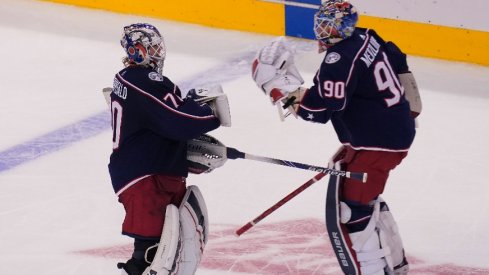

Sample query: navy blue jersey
[297,28,415,151]
[108,66,220,194]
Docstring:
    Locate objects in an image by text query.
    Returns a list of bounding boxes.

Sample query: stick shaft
[226,148,366,183]
[235,172,326,236]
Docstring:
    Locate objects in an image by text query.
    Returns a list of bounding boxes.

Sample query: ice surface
[1,0,489,274]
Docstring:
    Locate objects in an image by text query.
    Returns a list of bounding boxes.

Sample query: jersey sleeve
[140,92,220,141]
[297,53,352,124]
[296,80,332,124]
[384,41,409,74]
[116,70,220,141]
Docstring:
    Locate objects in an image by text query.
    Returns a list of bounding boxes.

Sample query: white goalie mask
[120,23,166,74]
[314,0,358,51]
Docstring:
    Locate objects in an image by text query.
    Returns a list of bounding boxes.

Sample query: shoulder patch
[325,52,341,64]
[148,72,164,82]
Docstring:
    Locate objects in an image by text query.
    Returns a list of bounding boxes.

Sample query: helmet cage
[121,23,166,73]
[314,1,358,47]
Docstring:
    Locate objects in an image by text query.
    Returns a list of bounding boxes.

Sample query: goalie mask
[314,0,358,50]
[120,23,166,74]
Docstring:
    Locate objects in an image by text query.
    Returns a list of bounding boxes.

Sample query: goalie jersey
[108,66,220,194]
[297,28,415,151]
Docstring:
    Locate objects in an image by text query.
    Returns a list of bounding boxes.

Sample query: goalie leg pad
[174,185,209,275]
[340,198,409,275]
[143,186,209,275]
[377,198,409,274]
[143,204,181,275]
[341,200,387,275]
[326,154,407,275]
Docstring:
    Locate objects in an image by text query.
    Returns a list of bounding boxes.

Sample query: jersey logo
[148,72,164,82]
[325,52,341,64]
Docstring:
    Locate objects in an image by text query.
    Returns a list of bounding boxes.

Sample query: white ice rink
[1,0,489,274]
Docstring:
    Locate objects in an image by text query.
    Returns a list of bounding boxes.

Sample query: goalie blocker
[142,185,209,275]
[251,36,305,121]
[186,85,231,127]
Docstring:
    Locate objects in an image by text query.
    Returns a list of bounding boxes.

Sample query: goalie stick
[226,148,367,182]
[188,136,367,182]
[235,172,326,236]
[102,87,111,106]
[325,162,360,274]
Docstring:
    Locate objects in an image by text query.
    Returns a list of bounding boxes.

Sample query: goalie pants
[341,147,407,205]
[118,175,187,239]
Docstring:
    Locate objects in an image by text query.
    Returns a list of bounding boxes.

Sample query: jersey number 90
[374,52,404,107]
[321,52,403,108]
[323,80,345,99]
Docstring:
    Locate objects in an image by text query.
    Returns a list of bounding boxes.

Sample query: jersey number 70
[111,101,123,150]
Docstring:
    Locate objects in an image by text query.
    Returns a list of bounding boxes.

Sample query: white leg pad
[344,201,387,275]
[143,205,180,275]
[174,185,209,275]
[377,198,409,274]
[341,198,409,275]
[143,186,208,275]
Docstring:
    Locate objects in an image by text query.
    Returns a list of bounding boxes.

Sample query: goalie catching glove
[186,85,231,127]
[187,134,227,174]
[252,36,305,105]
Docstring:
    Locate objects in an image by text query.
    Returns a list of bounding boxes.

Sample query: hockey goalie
[106,23,231,275]
[251,1,421,274]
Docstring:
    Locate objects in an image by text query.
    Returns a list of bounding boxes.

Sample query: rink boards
[42,0,489,65]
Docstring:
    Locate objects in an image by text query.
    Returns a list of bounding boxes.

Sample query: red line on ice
[76,219,489,274]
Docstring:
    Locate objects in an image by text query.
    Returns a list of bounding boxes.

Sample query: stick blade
[102,87,112,106]
[235,222,253,237]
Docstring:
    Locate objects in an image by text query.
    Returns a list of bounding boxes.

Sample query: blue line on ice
[0,112,110,172]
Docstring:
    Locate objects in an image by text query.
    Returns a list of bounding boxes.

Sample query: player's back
[111,66,180,142]
[328,28,416,150]
[108,66,188,194]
